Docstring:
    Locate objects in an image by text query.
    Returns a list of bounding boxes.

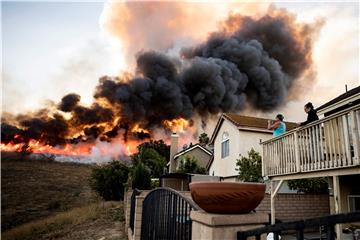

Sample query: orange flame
[0,140,92,156]
[163,118,189,133]
[131,124,150,134]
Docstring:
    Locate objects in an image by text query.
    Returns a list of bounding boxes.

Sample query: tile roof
[224,113,298,130]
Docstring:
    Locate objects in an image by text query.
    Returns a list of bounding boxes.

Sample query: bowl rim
[189,181,266,186]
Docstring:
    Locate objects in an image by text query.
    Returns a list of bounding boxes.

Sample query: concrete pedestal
[191,211,268,240]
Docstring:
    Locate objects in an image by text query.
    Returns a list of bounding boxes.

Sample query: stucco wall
[209,119,272,177]
[237,130,272,158]
[209,120,240,176]
[175,147,211,169]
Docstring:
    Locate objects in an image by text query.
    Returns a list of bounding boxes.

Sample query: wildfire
[163,118,189,133]
[0,139,92,156]
[131,124,150,134]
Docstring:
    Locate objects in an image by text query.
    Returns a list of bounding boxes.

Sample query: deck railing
[262,105,360,177]
[237,211,360,240]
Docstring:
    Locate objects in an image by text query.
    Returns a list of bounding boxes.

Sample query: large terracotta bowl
[189,181,265,214]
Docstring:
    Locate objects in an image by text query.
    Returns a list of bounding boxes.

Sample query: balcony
[261,105,360,179]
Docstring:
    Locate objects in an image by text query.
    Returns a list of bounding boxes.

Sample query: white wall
[238,130,272,158]
[209,119,240,177]
[209,119,272,177]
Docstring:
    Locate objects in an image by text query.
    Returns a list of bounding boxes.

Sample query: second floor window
[221,132,229,158]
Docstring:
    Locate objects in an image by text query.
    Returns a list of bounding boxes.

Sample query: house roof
[174,143,213,160]
[316,85,360,112]
[209,113,298,144]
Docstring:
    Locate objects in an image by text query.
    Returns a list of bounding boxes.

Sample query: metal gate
[141,187,199,240]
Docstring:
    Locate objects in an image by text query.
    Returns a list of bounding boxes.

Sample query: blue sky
[2,2,109,113]
[2,1,359,122]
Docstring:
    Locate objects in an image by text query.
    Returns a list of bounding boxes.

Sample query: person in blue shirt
[267,114,286,137]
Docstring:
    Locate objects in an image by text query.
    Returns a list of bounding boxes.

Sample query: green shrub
[288,178,328,193]
[89,161,129,201]
[131,163,152,190]
[132,148,167,178]
[236,149,262,182]
[176,156,206,174]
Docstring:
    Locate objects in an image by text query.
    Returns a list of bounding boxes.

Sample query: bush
[133,148,167,178]
[131,163,152,190]
[89,161,129,201]
[288,178,328,193]
[236,149,262,182]
[176,156,206,174]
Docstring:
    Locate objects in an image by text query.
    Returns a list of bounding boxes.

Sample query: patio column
[270,180,284,224]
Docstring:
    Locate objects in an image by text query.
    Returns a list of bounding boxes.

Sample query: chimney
[169,132,179,173]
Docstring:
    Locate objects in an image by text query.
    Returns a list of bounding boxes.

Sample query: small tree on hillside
[198,133,210,145]
[176,156,206,174]
[236,149,262,182]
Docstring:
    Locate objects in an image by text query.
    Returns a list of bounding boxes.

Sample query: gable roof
[316,85,360,113]
[174,143,213,159]
[209,113,298,144]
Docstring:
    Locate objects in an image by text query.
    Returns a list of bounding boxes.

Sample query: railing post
[350,110,360,164]
[294,131,301,172]
[262,144,266,177]
[342,115,351,165]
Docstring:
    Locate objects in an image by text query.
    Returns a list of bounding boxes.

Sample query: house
[261,85,360,238]
[207,113,297,180]
[168,133,213,173]
[173,143,212,170]
[317,85,360,117]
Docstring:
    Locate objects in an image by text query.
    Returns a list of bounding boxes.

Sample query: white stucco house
[207,113,297,180]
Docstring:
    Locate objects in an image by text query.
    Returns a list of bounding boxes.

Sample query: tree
[89,161,129,201]
[132,147,167,178]
[136,140,170,159]
[131,162,152,190]
[288,178,328,193]
[176,156,206,174]
[236,149,262,182]
[198,133,210,145]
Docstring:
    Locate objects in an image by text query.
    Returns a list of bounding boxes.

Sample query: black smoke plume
[1,8,321,147]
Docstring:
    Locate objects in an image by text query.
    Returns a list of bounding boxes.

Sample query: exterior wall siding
[175,148,211,169]
[210,119,272,177]
[210,120,240,177]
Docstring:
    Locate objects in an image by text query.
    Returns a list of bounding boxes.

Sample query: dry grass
[1,152,97,231]
[1,152,126,240]
[2,201,125,240]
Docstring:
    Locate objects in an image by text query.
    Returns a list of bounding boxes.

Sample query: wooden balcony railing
[261,105,360,177]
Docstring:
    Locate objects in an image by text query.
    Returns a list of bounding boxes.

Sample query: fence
[130,189,142,233]
[237,211,360,240]
[140,187,199,240]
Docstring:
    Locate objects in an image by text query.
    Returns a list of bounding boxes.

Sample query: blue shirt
[273,122,286,137]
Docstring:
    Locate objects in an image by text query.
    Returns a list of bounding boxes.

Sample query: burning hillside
[1,5,322,162]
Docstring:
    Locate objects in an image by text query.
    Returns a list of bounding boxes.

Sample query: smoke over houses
[1,7,322,157]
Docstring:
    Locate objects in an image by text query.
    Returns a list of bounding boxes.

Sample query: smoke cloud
[2,6,322,150]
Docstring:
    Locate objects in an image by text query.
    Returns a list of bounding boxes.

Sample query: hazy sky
[2,1,359,124]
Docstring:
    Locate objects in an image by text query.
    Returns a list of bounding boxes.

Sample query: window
[221,132,229,158]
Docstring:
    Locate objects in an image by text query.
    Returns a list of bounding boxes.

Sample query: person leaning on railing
[298,102,319,126]
[268,114,286,137]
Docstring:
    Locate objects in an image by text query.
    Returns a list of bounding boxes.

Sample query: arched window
[221,132,229,158]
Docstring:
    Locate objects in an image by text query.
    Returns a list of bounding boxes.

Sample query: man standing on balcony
[299,102,319,126]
